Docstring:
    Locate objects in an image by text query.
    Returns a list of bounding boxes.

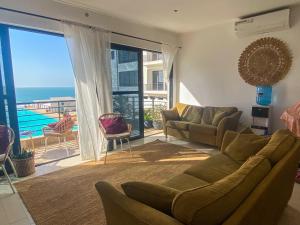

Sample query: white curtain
[63,23,112,161]
[161,44,178,108]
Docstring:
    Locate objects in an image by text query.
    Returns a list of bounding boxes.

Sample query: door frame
[111,43,144,140]
[0,23,65,154]
[0,24,20,154]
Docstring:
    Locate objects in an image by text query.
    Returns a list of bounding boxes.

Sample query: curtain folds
[63,23,112,161]
[161,44,178,108]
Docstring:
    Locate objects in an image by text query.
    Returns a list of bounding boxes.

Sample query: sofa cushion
[172,155,271,225]
[212,111,227,126]
[121,181,179,215]
[257,129,296,165]
[189,123,217,136]
[164,174,210,191]
[221,128,255,152]
[181,105,203,123]
[184,153,241,183]
[224,133,270,163]
[201,107,215,125]
[201,107,237,125]
[166,121,190,130]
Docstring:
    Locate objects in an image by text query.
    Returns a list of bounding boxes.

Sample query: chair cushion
[164,174,210,191]
[172,155,271,225]
[257,129,296,165]
[100,116,128,134]
[53,115,74,133]
[0,126,9,155]
[181,106,203,123]
[224,133,270,163]
[121,181,179,215]
[166,121,190,131]
[184,153,241,183]
[189,123,217,136]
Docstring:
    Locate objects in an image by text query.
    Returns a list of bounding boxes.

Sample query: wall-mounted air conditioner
[235,8,290,37]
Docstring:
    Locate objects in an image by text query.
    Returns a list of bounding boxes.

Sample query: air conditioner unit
[235,9,290,37]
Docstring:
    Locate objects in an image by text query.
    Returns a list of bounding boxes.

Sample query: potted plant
[12,148,35,177]
[144,110,153,128]
[152,105,165,130]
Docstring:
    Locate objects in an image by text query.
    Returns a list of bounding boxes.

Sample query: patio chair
[99,113,132,164]
[0,125,17,193]
[43,114,77,152]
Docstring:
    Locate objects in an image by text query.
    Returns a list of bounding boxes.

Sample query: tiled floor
[0,133,299,225]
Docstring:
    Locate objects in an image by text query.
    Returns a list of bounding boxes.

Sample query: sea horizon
[16,86,75,103]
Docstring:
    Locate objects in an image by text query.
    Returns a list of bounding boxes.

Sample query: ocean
[15,87,75,103]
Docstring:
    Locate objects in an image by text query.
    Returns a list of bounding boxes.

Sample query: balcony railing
[143,53,162,62]
[144,82,167,91]
[17,99,77,139]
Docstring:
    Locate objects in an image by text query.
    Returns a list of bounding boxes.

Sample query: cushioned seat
[163,174,209,191]
[189,123,217,135]
[166,121,190,131]
[184,153,242,183]
[172,156,271,225]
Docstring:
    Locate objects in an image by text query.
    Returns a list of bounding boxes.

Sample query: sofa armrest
[121,181,179,215]
[95,181,184,225]
[161,108,179,134]
[216,111,242,148]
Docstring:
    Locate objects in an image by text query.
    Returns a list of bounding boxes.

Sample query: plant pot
[144,120,153,128]
[12,155,35,177]
[153,120,163,130]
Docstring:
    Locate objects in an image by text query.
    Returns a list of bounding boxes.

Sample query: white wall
[0,0,179,52]
[177,6,300,131]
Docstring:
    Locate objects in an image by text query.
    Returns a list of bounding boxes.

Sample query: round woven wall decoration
[238,37,292,86]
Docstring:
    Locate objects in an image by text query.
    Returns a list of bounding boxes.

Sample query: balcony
[17,99,79,165]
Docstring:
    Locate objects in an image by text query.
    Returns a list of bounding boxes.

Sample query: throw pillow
[122,181,179,215]
[100,116,128,134]
[257,129,296,165]
[224,133,270,162]
[212,111,227,126]
[182,106,203,123]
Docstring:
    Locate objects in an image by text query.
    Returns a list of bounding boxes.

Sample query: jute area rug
[15,140,209,225]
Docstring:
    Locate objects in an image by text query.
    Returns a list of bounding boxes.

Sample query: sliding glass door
[111,44,144,139]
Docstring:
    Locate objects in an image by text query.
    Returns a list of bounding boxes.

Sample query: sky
[9,28,75,88]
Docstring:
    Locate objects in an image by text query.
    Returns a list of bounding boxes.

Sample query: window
[152,70,164,90]
[118,50,138,63]
[119,71,138,86]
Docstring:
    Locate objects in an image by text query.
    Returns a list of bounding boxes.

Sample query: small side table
[20,131,35,150]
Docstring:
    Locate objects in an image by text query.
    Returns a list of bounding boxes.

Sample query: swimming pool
[17,109,77,139]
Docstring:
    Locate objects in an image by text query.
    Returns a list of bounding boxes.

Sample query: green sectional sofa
[95,129,300,225]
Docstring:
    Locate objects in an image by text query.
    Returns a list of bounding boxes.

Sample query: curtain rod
[0,6,181,48]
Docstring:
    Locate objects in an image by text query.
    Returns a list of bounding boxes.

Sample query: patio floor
[34,140,80,165]
[32,129,163,165]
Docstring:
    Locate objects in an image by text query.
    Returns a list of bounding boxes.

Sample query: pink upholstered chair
[0,125,17,193]
[99,113,132,164]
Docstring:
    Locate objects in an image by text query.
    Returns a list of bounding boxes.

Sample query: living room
[0,0,300,225]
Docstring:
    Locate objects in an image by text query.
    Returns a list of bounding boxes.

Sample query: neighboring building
[111,50,167,101]
[143,51,167,100]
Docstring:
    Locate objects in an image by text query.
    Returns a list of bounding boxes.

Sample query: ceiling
[54,0,300,33]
